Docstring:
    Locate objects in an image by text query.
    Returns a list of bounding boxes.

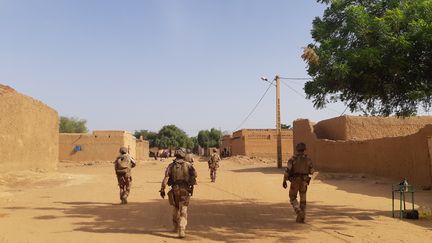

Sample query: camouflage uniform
[283,143,314,223]
[114,147,136,204]
[160,148,197,238]
[208,149,221,183]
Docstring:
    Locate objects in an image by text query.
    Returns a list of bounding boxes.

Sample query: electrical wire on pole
[280,79,343,116]
[234,79,275,131]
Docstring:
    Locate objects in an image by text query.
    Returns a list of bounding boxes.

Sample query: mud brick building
[59,131,149,162]
[0,84,59,171]
[294,115,432,187]
[220,129,293,160]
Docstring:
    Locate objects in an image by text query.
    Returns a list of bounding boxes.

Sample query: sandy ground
[1,156,431,243]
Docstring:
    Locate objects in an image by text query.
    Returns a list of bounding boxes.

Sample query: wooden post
[276,75,282,168]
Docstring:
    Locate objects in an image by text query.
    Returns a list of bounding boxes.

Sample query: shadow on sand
[231,166,285,175]
[3,198,413,241]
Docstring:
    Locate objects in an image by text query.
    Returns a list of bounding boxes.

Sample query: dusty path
[1,157,431,242]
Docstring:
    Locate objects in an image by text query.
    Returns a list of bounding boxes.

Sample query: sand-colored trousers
[172,203,188,230]
[116,174,131,200]
[289,178,308,213]
[210,169,217,181]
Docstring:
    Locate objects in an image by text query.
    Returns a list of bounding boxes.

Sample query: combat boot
[296,210,305,223]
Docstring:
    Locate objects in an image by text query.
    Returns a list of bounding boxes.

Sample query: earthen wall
[294,119,432,187]
[313,116,348,140]
[220,135,232,155]
[0,84,58,171]
[136,139,150,161]
[228,129,293,160]
[314,115,432,140]
[242,129,293,160]
[230,130,247,156]
[59,131,137,162]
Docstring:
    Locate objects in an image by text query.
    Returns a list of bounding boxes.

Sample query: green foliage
[190,136,199,150]
[133,125,222,151]
[59,116,89,133]
[305,0,432,116]
[154,125,194,149]
[133,130,158,147]
[197,128,222,148]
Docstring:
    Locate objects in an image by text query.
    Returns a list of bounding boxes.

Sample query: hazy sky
[1,0,358,136]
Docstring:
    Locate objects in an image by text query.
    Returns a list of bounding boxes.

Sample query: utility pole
[275,75,282,168]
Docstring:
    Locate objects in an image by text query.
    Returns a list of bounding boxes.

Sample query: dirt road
[1,157,431,242]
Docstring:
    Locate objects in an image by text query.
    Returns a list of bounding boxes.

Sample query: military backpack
[169,160,196,186]
[115,155,131,173]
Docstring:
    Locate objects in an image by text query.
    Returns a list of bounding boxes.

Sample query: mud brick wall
[228,129,293,160]
[314,115,432,141]
[136,139,149,161]
[0,84,58,171]
[59,131,138,162]
[294,118,432,187]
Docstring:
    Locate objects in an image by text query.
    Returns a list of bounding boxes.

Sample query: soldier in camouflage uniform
[283,142,314,223]
[114,147,136,204]
[208,148,221,183]
[159,148,197,238]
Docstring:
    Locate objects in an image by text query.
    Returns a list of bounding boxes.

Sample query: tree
[59,116,89,133]
[134,130,158,147]
[304,0,432,116]
[197,131,210,148]
[197,128,222,148]
[154,125,194,149]
[189,136,199,151]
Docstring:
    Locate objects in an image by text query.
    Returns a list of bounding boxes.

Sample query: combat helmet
[295,142,306,152]
[119,146,128,154]
[175,147,187,158]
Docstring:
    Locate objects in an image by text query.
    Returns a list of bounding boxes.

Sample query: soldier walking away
[159,148,197,238]
[114,146,136,204]
[282,142,314,223]
[208,148,221,182]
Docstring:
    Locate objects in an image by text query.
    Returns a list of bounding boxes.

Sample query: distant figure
[208,148,221,183]
[283,142,314,223]
[114,147,136,204]
[184,149,195,164]
[159,148,197,238]
[159,149,169,161]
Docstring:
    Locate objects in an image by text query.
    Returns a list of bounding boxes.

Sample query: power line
[280,79,341,116]
[280,79,307,98]
[235,78,349,131]
[280,78,352,116]
[340,103,351,116]
[279,77,311,80]
[284,80,308,84]
[234,80,274,131]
